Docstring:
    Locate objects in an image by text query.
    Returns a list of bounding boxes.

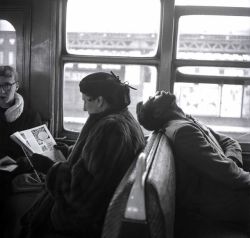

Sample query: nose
[83,103,87,111]
[0,87,7,94]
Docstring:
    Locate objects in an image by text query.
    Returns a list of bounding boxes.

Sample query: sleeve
[46,118,135,231]
[209,128,243,167]
[174,124,250,190]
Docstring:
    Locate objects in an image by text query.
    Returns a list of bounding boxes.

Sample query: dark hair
[79,72,131,110]
[0,65,17,80]
[136,101,167,131]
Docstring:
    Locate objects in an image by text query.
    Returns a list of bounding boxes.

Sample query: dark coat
[0,104,42,235]
[164,116,250,223]
[25,109,145,238]
[0,106,42,159]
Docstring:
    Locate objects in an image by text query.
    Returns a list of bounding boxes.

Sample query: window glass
[174,83,250,141]
[66,0,161,57]
[177,15,250,61]
[63,63,157,131]
[178,66,250,77]
[0,20,16,67]
[175,0,250,7]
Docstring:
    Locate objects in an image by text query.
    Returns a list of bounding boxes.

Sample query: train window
[61,0,161,135]
[0,20,16,67]
[63,63,157,132]
[177,15,250,61]
[66,0,161,57]
[173,6,250,142]
[175,0,250,7]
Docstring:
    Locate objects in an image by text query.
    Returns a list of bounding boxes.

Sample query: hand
[54,142,69,158]
[30,153,55,174]
[15,156,33,174]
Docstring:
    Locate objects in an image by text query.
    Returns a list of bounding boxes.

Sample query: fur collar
[4,93,24,122]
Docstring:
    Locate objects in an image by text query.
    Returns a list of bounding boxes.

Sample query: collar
[4,93,24,122]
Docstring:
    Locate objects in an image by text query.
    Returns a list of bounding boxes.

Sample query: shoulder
[93,110,143,138]
[21,106,42,125]
[165,119,198,136]
[96,112,130,134]
[100,110,138,127]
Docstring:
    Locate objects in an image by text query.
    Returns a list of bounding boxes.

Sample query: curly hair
[0,65,17,80]
[136,101,167,131]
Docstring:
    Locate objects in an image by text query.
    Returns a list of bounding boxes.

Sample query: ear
[96,96,105,108]
[15,81,19,91]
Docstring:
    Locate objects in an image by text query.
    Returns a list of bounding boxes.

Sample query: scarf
[4,93,24,123]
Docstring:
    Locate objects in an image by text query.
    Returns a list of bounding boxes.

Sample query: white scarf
[4,93,24,123]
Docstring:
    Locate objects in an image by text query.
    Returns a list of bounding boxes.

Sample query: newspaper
[10,124,66,163]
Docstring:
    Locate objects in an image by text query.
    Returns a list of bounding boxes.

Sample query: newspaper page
[10,124,66,162]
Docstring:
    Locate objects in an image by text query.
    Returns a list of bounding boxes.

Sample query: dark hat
[79,72,133,110]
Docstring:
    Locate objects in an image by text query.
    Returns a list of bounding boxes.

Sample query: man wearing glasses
[0,65,42,236]
[0,65,42,160]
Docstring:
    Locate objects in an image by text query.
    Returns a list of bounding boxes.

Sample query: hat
[79,72,132,110]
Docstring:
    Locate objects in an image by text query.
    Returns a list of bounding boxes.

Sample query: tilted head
[79,71,131,114]
[136,91,181,131]
[0,65,19,108]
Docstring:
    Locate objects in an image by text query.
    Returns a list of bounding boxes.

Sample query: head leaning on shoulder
[136,91,183,131]
[0,65,19,108]
[79,72,131,114]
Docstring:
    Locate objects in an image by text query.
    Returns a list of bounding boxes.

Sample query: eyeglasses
[0,82,16,92]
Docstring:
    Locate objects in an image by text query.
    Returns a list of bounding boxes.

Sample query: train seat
[101,130,176,238]
[101,129,249,238]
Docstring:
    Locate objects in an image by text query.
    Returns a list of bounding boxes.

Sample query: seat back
[102,131,175,238]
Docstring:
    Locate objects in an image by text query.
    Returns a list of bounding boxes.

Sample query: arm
[209,128,243,167]
[174,124,250,189]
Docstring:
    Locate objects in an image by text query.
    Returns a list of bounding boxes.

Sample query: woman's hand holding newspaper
[30,153,55,174]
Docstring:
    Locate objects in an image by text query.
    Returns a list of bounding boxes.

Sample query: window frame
[0,3,31,101]
[172,6,250,144]
[56,1,250,146]
[56,0,175,139]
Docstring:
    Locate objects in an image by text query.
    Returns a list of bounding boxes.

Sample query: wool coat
[164,116,250,228]
[29,108,145,237]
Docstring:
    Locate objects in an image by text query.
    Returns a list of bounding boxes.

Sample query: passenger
[0,65,42,160]
[0,65,42,236]
[20,72,145,238]
[136,90,250,237]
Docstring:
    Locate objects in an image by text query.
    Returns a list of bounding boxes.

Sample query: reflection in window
[177,15,250,61]
[66,0,161,57]
[63,63,157,131]
[0,20,16,67]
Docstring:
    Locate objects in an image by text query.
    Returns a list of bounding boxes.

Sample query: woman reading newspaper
[20,72,145,238]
